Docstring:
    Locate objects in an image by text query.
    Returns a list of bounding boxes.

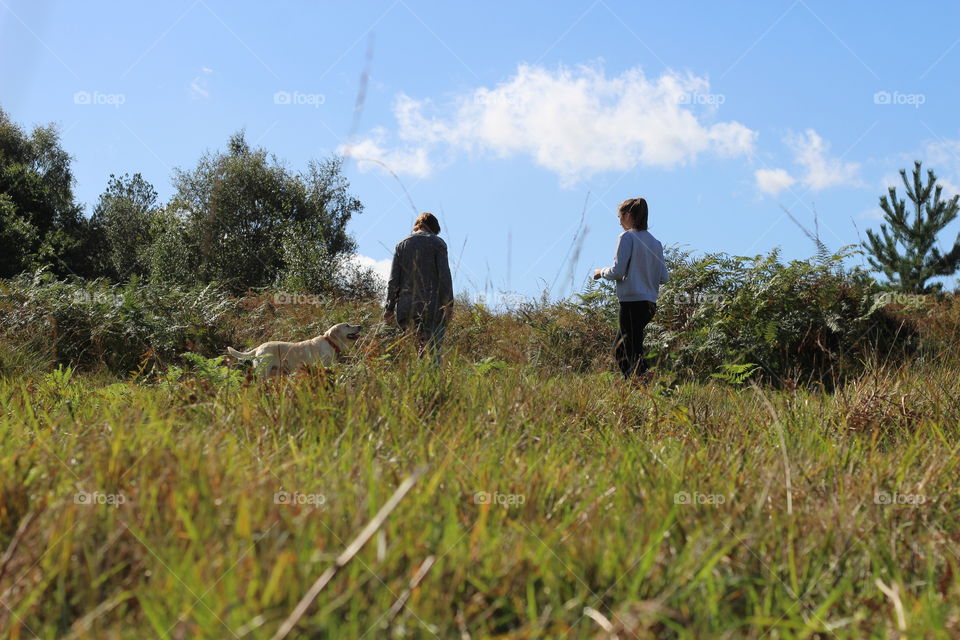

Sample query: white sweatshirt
[599,230,669,302]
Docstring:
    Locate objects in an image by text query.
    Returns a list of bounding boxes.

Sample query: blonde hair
[413,212,441,234]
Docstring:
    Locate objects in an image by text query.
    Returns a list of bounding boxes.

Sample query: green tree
[157,131,362,291]
[89,173,159,280]
[862,161,960,292]
[0,107,88,277]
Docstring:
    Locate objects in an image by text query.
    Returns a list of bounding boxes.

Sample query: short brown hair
[413,212,441,234]
[618,198,648,230]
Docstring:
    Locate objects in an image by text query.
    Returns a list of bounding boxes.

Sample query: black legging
[615,301,656,378]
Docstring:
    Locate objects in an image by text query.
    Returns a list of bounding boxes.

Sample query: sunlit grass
[1,349,957,638]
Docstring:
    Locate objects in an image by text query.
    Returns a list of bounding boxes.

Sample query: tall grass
[1,346,957,638]
[1,261,958,637]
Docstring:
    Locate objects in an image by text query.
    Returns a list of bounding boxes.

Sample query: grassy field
[1,300,959,640]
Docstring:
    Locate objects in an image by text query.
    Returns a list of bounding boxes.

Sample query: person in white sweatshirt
[593,197,669,379]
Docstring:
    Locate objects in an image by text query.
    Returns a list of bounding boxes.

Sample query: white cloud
[342,131,432,178]
[347,254,392,283]
[342,63,756,184]
[785,129,860,191]
[754,167,797,196]
[919,138,960,196]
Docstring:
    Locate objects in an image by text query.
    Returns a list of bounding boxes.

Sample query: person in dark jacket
[383,212,454,361]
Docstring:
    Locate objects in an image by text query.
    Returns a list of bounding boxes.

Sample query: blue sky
[3,0,960,301]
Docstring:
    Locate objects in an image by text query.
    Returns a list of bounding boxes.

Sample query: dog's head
[324,322,362,349]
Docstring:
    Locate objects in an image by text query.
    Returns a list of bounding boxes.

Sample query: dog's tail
[227,346,256,360]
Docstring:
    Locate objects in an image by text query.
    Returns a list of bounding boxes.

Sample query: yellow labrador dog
[227,322,361,378]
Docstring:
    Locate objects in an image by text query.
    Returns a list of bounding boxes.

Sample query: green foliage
[522,247,914,385]
[0,270,238,374]
[862,161,960,292]
[157,131,363,293]
[643,246,913,385]
[473,356,508,375]
[0,193,38,277]
[0,107,89,278]
[1,349,958,637]
[520,285,617,372]
[276,221,383,298]
[158,352,244,389]
[88,173,159,280]
[0,109,378,297]
[710,362,759,385]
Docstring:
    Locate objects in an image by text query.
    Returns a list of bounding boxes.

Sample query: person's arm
[384,242,403,320]
[659,245,669,285]
[598,233,632,281]
[436,240,454,319]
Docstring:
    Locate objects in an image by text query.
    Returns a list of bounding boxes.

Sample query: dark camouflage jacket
[384,231,454,323]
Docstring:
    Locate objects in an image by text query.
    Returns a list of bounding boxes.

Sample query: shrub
[87,173,159,280]
[511,247,918,385]
[156,132,362,293]
[275,221,383,300]
[0,270,238,374]
[0,108,90,278]
[646,247,916,385]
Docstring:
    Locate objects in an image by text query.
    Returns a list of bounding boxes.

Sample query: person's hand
[593,269,603,280]
[383,311,395,325]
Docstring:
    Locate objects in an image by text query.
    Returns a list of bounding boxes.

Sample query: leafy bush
[646,247,916,385]
[156,352,244,390]
[0,247,932,387]
[518,289,617,372]
[87,173,160,280]
[0,270,238,374]
[0,107,90,278]
[276,221,383,299]
[156,132,362,293]
[511,247,917,385]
